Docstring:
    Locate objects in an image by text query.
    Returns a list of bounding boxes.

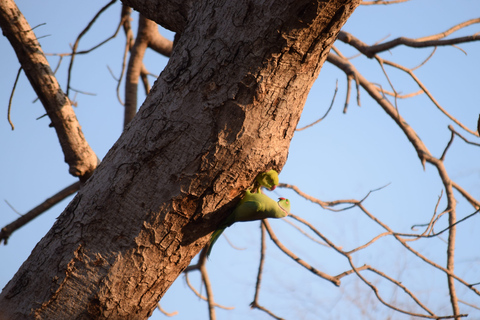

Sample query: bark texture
[0,0,360,318]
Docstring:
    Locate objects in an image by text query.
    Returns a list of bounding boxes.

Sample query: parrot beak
[270,185,277,191]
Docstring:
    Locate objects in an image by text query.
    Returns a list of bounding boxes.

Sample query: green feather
[255,169,279,191]
[207,227,226,257]
[207,190,290,257]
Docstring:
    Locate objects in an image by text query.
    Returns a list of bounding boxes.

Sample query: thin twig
[458,299,480,311]
[448,125,480,147]
[249,223,284,320]
[441,129,455,161]
[157,303,178,317]
[282,219,329,247]
[361,0,410,4]
[367,266,436,316]
[65,0,117,96]
[199,249,216,320]
[7,67,22,130]
[337,18,480,57]
[296,80,338,131]
[398,209,480,239]
[4,200,22,216]
[183,271,234,311]
[262,220,341,286]
[251,222,266,304]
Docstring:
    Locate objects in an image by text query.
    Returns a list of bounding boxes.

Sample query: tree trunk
[0,0,360,318]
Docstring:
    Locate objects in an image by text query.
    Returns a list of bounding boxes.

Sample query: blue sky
[1,0,479,319]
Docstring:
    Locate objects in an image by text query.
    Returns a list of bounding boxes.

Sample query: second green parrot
[207,190,290,257]
[255,169,279,191]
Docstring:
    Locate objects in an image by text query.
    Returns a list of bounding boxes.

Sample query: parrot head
[256,169,279,191]
[277,197,290,217]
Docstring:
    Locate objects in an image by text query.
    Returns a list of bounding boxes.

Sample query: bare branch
[157,303,178,317]
[336,28,480,138]
[360,201,480,296]
[380,57,478,137]
[288,213,455,318]
[448,125,480,147]
[125,16,157,127]
[452,181,480,210]
[398,209,480,240]
[0,182,80,245]
[183,270,234,311]
[412,47,437,71]
[338,18,480,57]
[375,88,424,99]
[249,223,285,320]
[458,299,480,311]
[124,14,173,127]
[4,200,22,216]
[199,250,216,320]
[296,80,337,131]
[250,302,284,320]
[282,219,329,247]
[65,0,117,96]
[251,222,266,305]
[0,0,98,179]
[262,220,341,286]
[281,181,480,299]
[7,67,22,130]
[361,0,410,5]
[366,266,436,316]
[441,129,455,161]
[147,26,173,57]
[416,18,480,42]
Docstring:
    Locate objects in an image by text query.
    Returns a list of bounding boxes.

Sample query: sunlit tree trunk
[0,0,360,318]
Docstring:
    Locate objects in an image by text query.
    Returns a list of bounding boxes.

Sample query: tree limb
[0,0,98,179]
[124,15,173,127]
[338,18,480,57]
[0,182,81,245]
[66,0,117,96]
[120,0,190,32]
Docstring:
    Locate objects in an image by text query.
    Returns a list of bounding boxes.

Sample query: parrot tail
[207,227,226,257]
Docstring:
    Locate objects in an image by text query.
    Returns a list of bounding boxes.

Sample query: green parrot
[207,190,290,257]
[255,169,279,191]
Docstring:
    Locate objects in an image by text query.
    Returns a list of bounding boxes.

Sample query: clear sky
[1,0,479,319]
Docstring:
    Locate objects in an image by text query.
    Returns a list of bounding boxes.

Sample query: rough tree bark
[0,0,360,318]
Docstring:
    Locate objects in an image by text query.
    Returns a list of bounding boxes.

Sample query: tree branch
[0,0,98,179]
[66,0,117,96]
[338,18,480,57]
[124,15,173,127]
[249,223,284,319]
[120,0,190,32]
[262,220,341,286]
[0,182,81,245]
[7,67,22,130]
[361,0,410,4]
